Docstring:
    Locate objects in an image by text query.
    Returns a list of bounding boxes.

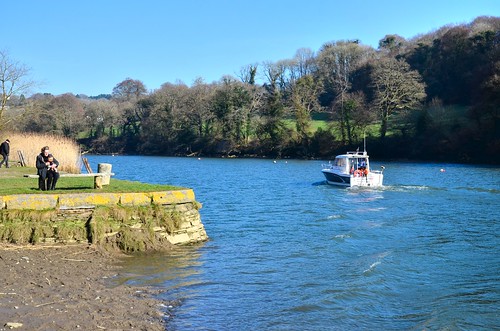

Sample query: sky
[2,0,498,96]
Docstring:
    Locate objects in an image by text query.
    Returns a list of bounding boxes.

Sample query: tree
[0,50,35,129]
[290,75,323,143]
[338,91,374,144]
[49,93,85,137]
[378,34,408,57]
[405,17,500,105]
[258,61,290,152]
[238,64,258,85]
[185,78,216,139]
[211,76,254,146]
[370,58,427,138]
[292,48,316,78]
[112,78,147,101]
[19,94,56,133]
[139,82,191,154]
[84,99,119,138]
[316,40,373,144]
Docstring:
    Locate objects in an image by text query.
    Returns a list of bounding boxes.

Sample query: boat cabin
[333,151,370,175]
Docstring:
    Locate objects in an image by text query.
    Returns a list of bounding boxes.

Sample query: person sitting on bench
[36,146,60,190]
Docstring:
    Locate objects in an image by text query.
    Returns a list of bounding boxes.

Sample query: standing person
[0,139,10,168]
[36,146,60,190]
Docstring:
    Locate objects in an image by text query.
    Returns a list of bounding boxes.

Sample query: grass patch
[283,119,331,133]
[0,211,88,244]
[0,166,184,195]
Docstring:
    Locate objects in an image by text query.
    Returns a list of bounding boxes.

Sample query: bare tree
[292,48,316,78]
[0,50,35,129]
[185,78,216,138]
[84,99,119,137]
[49,93,85,137]
[261,60,292,91]
[371,58,427,138]
[317,41,373,144]
[237,64,258,85]
[112,78,147,101]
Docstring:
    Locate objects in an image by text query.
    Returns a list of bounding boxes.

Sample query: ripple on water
[84,156,500,331]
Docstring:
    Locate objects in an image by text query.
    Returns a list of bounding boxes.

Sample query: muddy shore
[0,244,168,330]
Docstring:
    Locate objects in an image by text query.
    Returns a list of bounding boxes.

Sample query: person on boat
[356,159,368,176]
[358,159,367,170]
[36,146,60,190]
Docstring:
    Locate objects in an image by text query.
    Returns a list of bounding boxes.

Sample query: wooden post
[97,163,112,186]
[17,150,27,167]
[82,157,93,173]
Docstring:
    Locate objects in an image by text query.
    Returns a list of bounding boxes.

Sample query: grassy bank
[0,167,183,195]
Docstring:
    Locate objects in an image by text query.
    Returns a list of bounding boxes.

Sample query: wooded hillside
[3,16,499,164]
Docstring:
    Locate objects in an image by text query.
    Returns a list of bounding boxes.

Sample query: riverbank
[0,244,168,330]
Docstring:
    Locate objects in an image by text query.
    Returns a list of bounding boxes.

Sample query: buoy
[440,168,445,172]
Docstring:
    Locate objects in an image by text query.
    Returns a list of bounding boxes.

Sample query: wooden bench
[24,172,115,189]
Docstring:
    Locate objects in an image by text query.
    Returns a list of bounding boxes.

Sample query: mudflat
[0,244,167,330]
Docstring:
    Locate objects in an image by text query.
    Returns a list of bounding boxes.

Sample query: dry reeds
[0,132,81,173]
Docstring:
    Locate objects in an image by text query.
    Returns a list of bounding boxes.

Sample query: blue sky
[2,0,498,96]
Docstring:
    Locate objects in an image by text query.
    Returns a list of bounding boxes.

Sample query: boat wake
[333,233,352,242]
[360,251,391,275]
[381,185,438,192]
[363,261,381,274]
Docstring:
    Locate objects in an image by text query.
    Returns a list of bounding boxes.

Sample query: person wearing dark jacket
[0,139,10,168]
[36,146,60,190]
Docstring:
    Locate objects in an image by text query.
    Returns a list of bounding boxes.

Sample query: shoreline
[0,244,168,330]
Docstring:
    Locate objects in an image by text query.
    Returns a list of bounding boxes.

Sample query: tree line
[3,16,499,164]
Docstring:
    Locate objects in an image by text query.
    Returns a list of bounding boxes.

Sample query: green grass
[0,167,184,195]
[283,119,331,133]
[282,117,386,139]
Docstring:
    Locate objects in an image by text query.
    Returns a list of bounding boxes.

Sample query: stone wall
[0,190,208,252]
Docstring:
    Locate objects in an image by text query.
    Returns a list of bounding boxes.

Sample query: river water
[85,155,499,330]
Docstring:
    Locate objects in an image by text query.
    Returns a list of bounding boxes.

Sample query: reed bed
[0,132,81,173]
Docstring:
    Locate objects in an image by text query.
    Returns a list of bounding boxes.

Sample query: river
[85,155,499,330]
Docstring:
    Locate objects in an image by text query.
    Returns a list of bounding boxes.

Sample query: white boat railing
[346,151,368,156]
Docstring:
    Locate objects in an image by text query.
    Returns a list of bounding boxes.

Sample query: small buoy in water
[273,160,277,163]
[198,157,201,160]
[440,168,445,172]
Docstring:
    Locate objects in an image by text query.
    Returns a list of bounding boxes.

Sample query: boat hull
[322,169,383,188]
[321,170,351,186]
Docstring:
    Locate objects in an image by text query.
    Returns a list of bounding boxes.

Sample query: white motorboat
[321,150,384,187]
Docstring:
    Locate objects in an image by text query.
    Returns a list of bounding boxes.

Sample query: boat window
[334,158,346,167]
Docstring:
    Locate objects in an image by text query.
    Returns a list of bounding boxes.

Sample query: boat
[321,150,384,187]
